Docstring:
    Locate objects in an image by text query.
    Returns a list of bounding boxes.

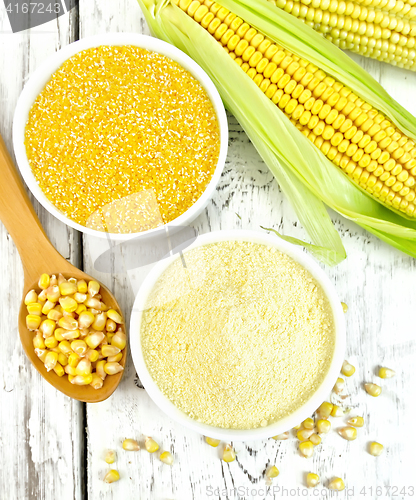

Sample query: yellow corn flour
[141,240,335,429]
[25,45,220,233]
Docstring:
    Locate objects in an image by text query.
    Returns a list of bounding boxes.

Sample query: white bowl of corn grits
[130,230,346,440]
[13,33,227,240]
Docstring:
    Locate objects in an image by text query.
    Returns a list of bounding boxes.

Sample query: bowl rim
[12,32,228,241]
[130,229,346,441]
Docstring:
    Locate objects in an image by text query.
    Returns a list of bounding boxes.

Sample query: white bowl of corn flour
[13,33,227,240]
[130,230,346,440]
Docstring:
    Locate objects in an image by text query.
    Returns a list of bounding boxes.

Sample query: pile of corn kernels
[25,273,126,388]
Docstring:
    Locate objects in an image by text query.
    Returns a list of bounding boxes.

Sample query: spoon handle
[0,134,64,282]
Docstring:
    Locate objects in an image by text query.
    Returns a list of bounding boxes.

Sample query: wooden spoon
[0,134,126,403]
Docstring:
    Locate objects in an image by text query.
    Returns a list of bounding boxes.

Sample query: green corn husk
[137,0,416,264]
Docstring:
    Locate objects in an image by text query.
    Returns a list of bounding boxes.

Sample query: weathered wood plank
[0,7,84,500]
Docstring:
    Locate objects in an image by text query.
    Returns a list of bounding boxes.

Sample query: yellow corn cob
[174,0,416,216]
[268,0,416,71]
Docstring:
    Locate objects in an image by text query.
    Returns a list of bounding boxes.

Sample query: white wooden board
[0,1,416,499]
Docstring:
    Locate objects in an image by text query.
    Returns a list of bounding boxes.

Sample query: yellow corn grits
[141,240,335,430]
[25,45,220,233]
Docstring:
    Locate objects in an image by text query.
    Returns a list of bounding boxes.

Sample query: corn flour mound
[141,240,335,430]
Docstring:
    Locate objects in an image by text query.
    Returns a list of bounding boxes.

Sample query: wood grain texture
[1,0,416,499]
[0,6,83,500]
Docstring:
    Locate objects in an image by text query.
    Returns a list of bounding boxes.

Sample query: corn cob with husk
[268,0,416,71]
[138,0,416,263]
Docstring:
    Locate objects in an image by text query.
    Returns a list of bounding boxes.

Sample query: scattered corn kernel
[272,432,289,440]
[70,374,93,385]
[77,279,87,293]
[27,303,42,316]
[96,360,107,380]
[90,373,104,389]
[265,465,279,478]
[106,319,117,332]
[88,280,100,297]
[365,383,382,397]
[78,311,95,329]
[297,429,314,441]
[328,477,345,491]
[26,314,41,331]
[369,442,384,456]
[25,290,38,305]
[45,336,58,349]
[75,358,92,376]
[306,473,320,488]
[33,331,46,349]
[102,345,121,358]
[379,367,395,379]
[53,362,65,377]
[316,419,331,434]
[104,362,124,375]
[35,348,48,362]
[341,360,356,377]
[46,285,60,302]
[309,434,321,446]
[86,331,105,350]
[105,450,117,464]
[317,402,333,418]
[331,405,344,417]
[71,340,88,357]
[107,309,123,324]
[205,437,221,447]
[104,470,120,484]
[44,351,58,372]
[338,426,357,441]
[38,273,50,290]
[341,302,348,313]
[159,451,174,465]
[222,444,236,462]
[303,418,314,430]
[347,416,364,427]
[122,439,140,451]
[59,281,77,296]
[111,330,127,350]
[145,437,159,453]
[333,377,345,394]
[92,312,107,331]
[299,441,314,458]
[107,353,122,363]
